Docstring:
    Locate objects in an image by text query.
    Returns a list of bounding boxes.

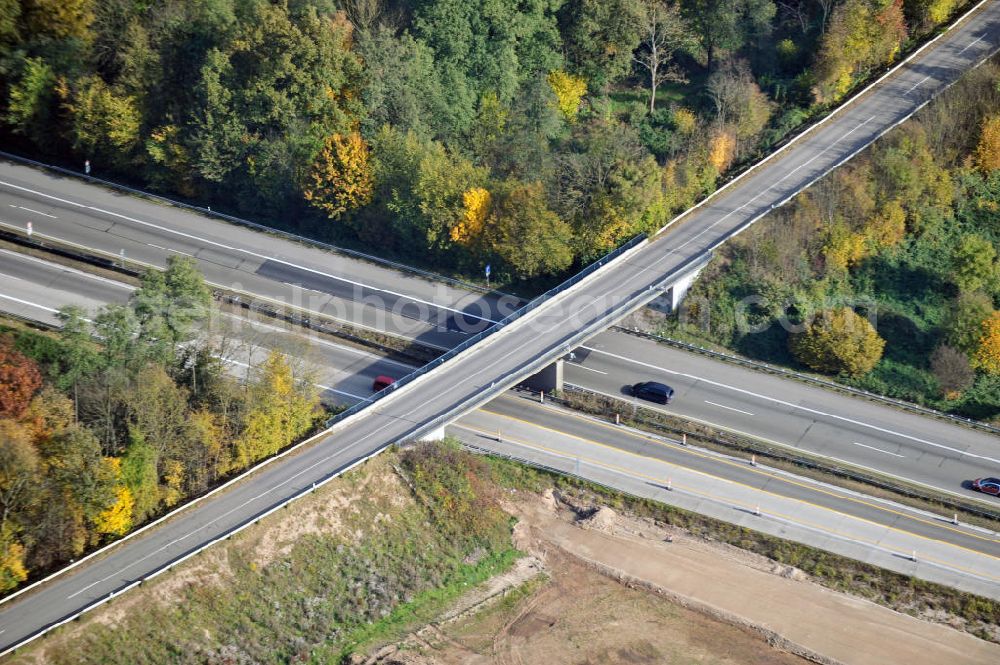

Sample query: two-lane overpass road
[2,252,996,502]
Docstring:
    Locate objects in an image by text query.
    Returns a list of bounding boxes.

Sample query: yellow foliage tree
[450,187,492,245]
[303,131,374,219]
[707,129,736,173]
[973,312,1000,375]
[237,351,318,467]
[59,75,141,166]
[790,308,886,377]
[0,527,27,593]
[161,459,185,508]
[546,70,587,122]
[974,114,1000,173]
[673,108,697,135]
[864,199,907,250]
[93,459,134,537]
[823,221,868,272]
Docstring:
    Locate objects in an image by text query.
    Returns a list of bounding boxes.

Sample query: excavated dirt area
[365,489,1000,665]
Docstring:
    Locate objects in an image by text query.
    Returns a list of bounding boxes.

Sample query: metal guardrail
[615,328,1000,436]
[324,234,648,427]
[547,385,1000,522]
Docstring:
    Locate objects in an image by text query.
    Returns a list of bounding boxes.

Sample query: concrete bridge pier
[665,254,712,312]
[521,358,564,393]
[419,425,448,441]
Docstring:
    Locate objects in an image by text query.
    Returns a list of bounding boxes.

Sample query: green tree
[951,234,997,294]
[485,181,574,278]
[789,307,885,376]
[132,256,212,360]
[120,428,159,524]
[683,0,776,72]
[358,27,449,139]
[372,126,488,253]
[945,292,993,359]
[189,3,362,214]
[555,120,666,259]
[558,0,644,92]
[413,0,563,108]
[5,57,56,148]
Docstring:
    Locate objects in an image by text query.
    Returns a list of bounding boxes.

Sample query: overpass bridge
[2,1,1000,655]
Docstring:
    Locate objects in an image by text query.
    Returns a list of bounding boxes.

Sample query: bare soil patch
[365,488,1000,665]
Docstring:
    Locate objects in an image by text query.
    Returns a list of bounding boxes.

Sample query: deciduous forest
[0,258,321,592]
[0,0,968,284]
[662,59,1000,420]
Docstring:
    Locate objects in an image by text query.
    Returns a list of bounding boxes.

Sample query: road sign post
[485,263,491,289]
[25,222,32,238]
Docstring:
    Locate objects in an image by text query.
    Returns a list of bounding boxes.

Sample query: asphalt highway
[1,4,999,654]
[449,398,1000,599]
[0,164,511,348]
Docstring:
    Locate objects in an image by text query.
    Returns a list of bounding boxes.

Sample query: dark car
[372,375,396,392]
[631,381,674,405]
[972,477,1000,496]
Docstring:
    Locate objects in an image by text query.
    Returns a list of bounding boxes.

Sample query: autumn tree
[21,0,94,42]
[58,75,141,168]
[485,181,574,279]
[236,352,318,467]
[450,187,492,245]
[0,421,37,534]
[546,70,587,121]
[974,312,1000,375]
[303,131,375,220]
[863,198,906,250]
[973,114,1000,172]
[93,458,133,537]
[633,0,692,112]
[814,0,907,102]
[790,307,885,376]
[707,127,737,172]
[706,60,773,140]
[0,339,43,419]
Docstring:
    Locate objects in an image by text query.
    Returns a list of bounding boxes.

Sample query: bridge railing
[326,234,648,426]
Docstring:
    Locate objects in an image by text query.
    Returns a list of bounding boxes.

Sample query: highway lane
[466,395,1000,558]
[449,398,1000,599]
[0,168,513,348]
[1,6,999,653]
[567,332,1000,500]
[2,251,997,502]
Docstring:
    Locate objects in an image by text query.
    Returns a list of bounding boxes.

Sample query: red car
[971,477,1000,496]
[372,375,396,392]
